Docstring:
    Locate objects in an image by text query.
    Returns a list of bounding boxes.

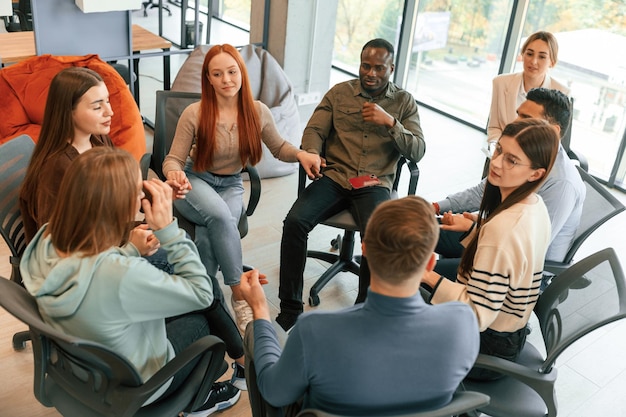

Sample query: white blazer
[487,72,570,143]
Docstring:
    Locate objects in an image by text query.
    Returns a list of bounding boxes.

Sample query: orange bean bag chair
[0,54,145,161]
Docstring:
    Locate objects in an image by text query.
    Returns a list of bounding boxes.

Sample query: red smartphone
[349,174,381,189]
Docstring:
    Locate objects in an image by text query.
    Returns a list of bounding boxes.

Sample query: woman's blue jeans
[174,163,244,287]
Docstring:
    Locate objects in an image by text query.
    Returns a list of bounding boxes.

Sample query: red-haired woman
[163,44,321,333]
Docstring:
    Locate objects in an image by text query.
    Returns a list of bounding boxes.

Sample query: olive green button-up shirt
[302,79,425,190]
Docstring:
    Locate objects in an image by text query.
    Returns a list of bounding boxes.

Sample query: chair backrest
[560,97,588,171]
[0,276,227,417]
[152,90,202,180]
[561,166,625,265]
[0,134,35,284]
[536,247,626,373]
[296,391,490,417]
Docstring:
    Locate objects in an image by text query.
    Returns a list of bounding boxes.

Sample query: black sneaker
[185,381,241,416]
[276,312,299,332]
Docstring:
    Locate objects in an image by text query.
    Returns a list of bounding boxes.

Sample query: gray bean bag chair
[171,44,301,178]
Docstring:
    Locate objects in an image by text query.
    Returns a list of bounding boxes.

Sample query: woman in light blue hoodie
[20,147,240,415]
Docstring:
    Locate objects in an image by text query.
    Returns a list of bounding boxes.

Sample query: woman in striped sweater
[422,118,559,380]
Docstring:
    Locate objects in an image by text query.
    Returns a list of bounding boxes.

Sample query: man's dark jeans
[279,176,389,314]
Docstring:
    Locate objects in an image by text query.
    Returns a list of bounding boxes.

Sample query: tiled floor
[2,6,626,417]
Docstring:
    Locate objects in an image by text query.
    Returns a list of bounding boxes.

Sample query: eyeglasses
[491,143,532,170]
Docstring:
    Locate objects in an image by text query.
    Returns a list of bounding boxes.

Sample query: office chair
[543,165,625,280]
[3,0,32,32]
[143,90,261,253]
[296,391,490,417]
[462,247,626,417]
[0,276,228,417]
[560,97,588,171]
[0,134,35,351]
[142,0,172,17]
[298,157,419,307]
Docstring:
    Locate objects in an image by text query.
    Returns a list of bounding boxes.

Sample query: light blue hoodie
[20,219,214,385]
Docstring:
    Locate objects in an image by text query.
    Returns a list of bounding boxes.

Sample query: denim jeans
[174,162,244,287]
[279,176,390,313]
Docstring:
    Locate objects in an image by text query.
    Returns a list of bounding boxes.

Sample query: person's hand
[238,269,270,321]
[362,102,395,128]
[129,223,160,256]
[142,178,174,231]
[440,211,475,233]
[166,170,192,200]
[297,151,325,180]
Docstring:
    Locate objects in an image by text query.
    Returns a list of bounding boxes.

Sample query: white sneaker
[231,295,254,334]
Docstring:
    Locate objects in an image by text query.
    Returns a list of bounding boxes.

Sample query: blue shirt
[252,290,479,415]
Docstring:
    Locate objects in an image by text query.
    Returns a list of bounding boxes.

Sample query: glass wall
[406,0,515,128]
[518,0,626,185]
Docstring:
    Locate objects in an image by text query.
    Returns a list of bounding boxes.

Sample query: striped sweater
[431,195,551,333]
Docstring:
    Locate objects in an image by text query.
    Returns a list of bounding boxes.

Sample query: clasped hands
[439,211,478,233]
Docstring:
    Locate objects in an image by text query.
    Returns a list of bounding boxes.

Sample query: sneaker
[275,312,299,333]
[185,381,241,416]
[231,295,254,334]
[230,362,247,391]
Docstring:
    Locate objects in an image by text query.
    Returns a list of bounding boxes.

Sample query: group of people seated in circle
[17,30,583,416]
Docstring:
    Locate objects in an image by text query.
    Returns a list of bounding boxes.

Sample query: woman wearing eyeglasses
[422,118,559,380]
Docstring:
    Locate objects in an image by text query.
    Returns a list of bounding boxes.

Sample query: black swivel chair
[298,157,419,307]
[3,0,32,32]
[142,0,172,17]
[543,165,625,279]
[0,276,228,417]
[462,247,626,417]
[0,134,35,351]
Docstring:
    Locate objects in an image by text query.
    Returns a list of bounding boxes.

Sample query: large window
[406,0,514,128]
[333,0,405,75]
[519,0,626,185]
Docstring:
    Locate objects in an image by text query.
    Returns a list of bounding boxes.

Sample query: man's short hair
[364,196,438,283]
[526,88,571,136]
[362,38,395,58]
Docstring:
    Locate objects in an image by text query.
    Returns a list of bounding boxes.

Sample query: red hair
[194,44,262,171]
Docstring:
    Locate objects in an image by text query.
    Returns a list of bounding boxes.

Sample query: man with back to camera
[276,38,426,332]
[432,88,585,280]
[239,196,480,416]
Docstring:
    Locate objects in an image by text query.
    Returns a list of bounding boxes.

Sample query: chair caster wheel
[309,294,320,307]
[330,234,341,251]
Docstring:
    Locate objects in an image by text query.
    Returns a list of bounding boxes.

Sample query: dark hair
[458,119,559,278]
[362,38,395,58]
[521,31,559,65]
[47,147,139,257]
[195,44,262,171]
[526,88,571,137]
[20,67,113,235]
[364,196,438,282]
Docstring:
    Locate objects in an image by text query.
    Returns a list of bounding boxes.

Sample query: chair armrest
[244,165,261,216]
[140,152,152,180]
[567,149,589,172]
[472,353,556,387]
[405,160,419,195]
[392,157,420,195]
[124,335,226,402]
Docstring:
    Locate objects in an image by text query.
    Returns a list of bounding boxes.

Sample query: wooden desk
[0,25,172,105]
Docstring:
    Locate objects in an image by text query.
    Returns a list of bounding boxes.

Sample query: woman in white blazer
[487,31,570,144]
